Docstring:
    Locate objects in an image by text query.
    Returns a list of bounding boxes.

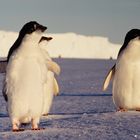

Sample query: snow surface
[0,59,140,140]
[0,31,121,59]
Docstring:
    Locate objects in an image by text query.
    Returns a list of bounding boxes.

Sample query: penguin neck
[130,38,140,46]
[128,38,140,50]
[20,38,40,49]
[22,41,38,47]
[124,38,140,60]
[118,37,140,57]
[20,33,42,49]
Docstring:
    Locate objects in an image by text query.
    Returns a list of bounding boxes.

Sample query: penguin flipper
[2,80,8,101]
[53,78,59,96]
[47,61,61,75]
[102,65,115,91]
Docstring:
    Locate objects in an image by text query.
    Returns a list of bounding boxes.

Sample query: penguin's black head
[19,21,47,37]
[118,29,140,57]
[124,29,140,43]
[7,21,47,62]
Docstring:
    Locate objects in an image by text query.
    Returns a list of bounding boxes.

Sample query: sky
[0,0,140,44]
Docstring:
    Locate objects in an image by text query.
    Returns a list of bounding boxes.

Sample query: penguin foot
[13,128,25,132]
[12,119,21,132]
[117,108,127,112]
[31,128,45,131]
[31,117,41,130]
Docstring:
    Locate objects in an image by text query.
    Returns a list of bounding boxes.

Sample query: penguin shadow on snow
[59,93,112,97]
[0,113,8,118]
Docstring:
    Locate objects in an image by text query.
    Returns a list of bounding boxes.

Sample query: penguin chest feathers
[16,33,43,58]
[120,38,140,61]
[113,38,140,109]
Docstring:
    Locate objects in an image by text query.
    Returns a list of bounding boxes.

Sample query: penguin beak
[45,37,53,41]
[38,25,47,32]
[39,36,53,43]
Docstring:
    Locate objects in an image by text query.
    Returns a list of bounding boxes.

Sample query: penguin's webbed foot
[117,107,127,112]
[31,117,44,131]
[31,128,45,131]
[13,128,25,132]
[12,119,24,132]
[136,109,140,111]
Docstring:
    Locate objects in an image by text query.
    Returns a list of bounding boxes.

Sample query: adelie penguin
[103,29,140,112]
[4,21,52,131]
[38,36,60,116]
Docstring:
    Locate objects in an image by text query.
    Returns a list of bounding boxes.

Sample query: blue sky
[0,0,140,43]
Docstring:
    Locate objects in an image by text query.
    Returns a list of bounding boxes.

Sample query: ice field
[0,59,140,140]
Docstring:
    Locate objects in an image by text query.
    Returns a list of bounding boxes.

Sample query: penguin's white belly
[7,56,46,121]
[113,58,140,109]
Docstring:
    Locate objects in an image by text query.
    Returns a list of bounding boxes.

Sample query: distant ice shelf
[0,31,121,59]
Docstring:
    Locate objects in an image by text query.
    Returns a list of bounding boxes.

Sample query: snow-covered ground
[0,31,121,59]
[0,59,140,140]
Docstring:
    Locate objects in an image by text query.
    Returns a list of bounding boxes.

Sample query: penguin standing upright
[103,29,140,111]
[38,36,60,116]
[5,21,48,131]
